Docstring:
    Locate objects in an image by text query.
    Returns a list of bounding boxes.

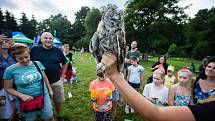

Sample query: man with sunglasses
[30,32,67,121]
[0,30,16,121]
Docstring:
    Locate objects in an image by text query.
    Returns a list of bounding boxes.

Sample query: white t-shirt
[128,65,144,84]
[0,89,14,119]
[143,83,169,106]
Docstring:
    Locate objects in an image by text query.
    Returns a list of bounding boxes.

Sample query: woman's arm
[101,53,196,121]
[127,69,130,82]
[4,79,33,102]
[140,71,144,86]
[151,64,159,71]
[168,86,175,106]
[44,74,53,96]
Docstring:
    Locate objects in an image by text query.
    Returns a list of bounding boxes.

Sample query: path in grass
[61,52,200,121]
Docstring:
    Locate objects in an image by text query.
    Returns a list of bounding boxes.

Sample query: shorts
[65,68,73,81]
[112,90,120,102]
[20,94,53,121]
[128,82,140,90]
[51,80,65,103]
[94,110,111,121]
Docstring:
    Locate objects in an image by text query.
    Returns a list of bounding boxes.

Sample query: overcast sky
[0,0,214,23]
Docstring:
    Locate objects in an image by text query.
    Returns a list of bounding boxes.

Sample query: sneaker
[68,92,72,98]
[130,107,134,113]
[125,105,130,114]
[117,101,123,106]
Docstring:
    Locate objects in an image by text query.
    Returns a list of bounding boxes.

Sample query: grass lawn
[60,52,201,121]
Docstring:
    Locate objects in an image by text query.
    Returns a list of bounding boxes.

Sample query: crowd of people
[0,30,215,121]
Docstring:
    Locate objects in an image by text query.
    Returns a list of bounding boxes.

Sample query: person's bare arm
[60,63,68,81]
[101,53,196,121]
[127,69,130,82]
[151,65,159,71]
[44,74,53,96]
[140,71,144,86]
[4,79,33,102]
[168,86,174,106]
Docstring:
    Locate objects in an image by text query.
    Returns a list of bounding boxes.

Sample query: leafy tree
[28,15,38,38]
[5,10,18,31]
[167,43,180,57]
[19,13,33,38]
[72,6,90,47]
[83,8,101,48]
[124,0,189,54]
[37,19,51,33]
[185,7,215,59]
[0,8,5,30]
[49,14,72,43]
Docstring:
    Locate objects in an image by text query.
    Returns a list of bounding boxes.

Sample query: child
[125,56,144,113]
[89,72,115,121]
[164,65,177,88]
[63,44,73,98]
[143,70,169,107]
[71,66,78,83]
[168,68,193,106]
[0,80,16,121]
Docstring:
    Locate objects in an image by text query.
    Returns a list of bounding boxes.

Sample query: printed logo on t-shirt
[21,71,41,86]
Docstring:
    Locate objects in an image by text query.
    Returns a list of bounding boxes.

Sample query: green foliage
[0,8,5,29]
[185,7,215,58]
[71,6,90,47]
[82,8,101,48]
[19,13,35,38]
[49,14,72,42]
[192,41,209,59]
[124,0,189,54]
[167,43,181,57]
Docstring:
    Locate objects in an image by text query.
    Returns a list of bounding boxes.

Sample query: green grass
[60,52,201,121]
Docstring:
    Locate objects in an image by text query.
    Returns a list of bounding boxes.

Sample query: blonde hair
[176,69,193,89]
[153,69,165,79]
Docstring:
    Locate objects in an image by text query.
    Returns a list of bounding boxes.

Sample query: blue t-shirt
[0,54,16,81]
[3,61,48,97]
[128,65,144,84]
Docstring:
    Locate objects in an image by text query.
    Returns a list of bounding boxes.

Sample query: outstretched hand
[101,53,119,76]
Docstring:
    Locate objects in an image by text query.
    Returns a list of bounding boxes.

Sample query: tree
[0,8,5,30]
[72,6,90,47]
[83,8,101,48]
[185,7,215,59]
[124,0,189,54]
[4,10,18,31]
[19,13,33,38]
[49,14,72,43]
[28,15,38,38]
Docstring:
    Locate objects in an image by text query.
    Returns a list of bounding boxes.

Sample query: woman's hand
[155,65,160,70]
[101,53,119,76]
[21,94,33,102]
